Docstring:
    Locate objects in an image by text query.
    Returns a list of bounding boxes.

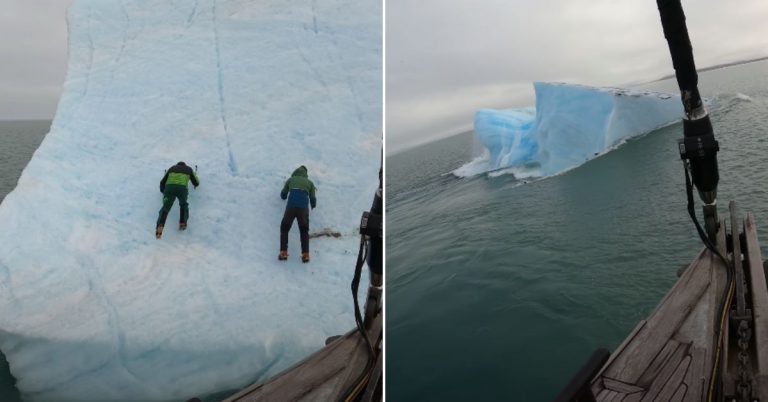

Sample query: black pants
[280,207,309,253]
[157,184,189,227]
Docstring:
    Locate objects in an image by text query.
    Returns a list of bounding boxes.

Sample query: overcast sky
[3,0,768,138]
[387,0,768,154]
[0,1,74,120]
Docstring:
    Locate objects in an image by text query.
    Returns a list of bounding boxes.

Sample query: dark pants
[280,207,309,253]
[157,184,189,227]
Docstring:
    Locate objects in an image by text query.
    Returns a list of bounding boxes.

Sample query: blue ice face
[0,0,381,401]
[468,82,683,177]
[475,107,538,168]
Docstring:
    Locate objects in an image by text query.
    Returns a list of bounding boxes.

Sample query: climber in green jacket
[279,165,317,262]
[156,161,200,239]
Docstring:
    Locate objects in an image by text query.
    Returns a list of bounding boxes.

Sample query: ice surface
[456,82,683,178]
[474,107,537,169]
[0,0,380,401]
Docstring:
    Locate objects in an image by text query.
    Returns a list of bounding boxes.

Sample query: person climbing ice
[156,161,200,239]
[279,165,317,263]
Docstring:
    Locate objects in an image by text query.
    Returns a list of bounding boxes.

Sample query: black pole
[657,0,702,115]
[657,0,720,241]
[362,166,383,328]
[367,167,382,277]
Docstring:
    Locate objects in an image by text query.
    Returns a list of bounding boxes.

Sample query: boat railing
[553,348,610,402]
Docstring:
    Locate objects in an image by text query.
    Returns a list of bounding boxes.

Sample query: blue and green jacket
[160,162,200,192]
[281,166,316,209]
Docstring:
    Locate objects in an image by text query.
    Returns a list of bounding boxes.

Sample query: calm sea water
[0,120,49,202]
[386,60,768,401]
[0,120,49,402]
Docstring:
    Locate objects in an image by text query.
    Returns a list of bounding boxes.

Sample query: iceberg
[0,0,381,401]
[458,82,683,178]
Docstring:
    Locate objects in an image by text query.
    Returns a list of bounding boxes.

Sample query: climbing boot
[302,252,310,263]
[155,225,164,239]
[179,222,187,231]
[278,250,288,261]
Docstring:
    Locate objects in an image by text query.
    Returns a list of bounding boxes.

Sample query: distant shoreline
[391,55,768,156]
[652,55,768,82]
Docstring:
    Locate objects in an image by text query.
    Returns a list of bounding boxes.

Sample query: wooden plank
[669,383,686,402]
[637,340,680,387]
[702,220,727,401]
[754,374,768,402]
[599,390,618,402]
[653,355,691,402]
[730,202,746,316]
[603,252,711,383]
[744,213,768,373]
[595,221,725,402]
[638,343,688,402]
[596,389,613,401]
[228,333,358,401]
[648,248,708,316]
[705,222,726,383]
[602,377,644,394]
[360,346,382,402]
[622,392,643,402]
[683,346,706,402]
[592,377,605,397]
[610,392,627,402]
[717,217,727,256]
[225,315,382,402]
[592,320,647,389]
[696,220,727,402]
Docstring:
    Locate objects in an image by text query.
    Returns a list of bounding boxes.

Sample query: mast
[656,0,721,242]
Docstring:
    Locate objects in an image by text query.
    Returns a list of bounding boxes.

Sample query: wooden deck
[591,203,768,401]
[223,313,382,402]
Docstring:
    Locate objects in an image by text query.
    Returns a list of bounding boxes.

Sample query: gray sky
[0,1,74,120]
[387,0,768,154]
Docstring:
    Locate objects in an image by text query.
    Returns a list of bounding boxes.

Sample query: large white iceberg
[456,82,683,178]
[0,0,381,401]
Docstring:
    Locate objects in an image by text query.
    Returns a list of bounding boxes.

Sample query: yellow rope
[342,371,372,402]
[707,276,735,402]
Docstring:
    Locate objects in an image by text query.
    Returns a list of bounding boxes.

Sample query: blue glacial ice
[454,82,683,178]
[0,0,380,401]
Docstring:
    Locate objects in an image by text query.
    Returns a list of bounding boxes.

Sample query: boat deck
[223,314,382,402]
[591,205,768,401]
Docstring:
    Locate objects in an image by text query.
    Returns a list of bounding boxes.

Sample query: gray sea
[386,59,768,401]
[0,121,49,203]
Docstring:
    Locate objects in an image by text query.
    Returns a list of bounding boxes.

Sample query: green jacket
[160,162,200,192]
[281,166,317,209]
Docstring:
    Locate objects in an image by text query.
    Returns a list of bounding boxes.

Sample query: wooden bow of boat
[588,201,768,401]
[223,313,382,402]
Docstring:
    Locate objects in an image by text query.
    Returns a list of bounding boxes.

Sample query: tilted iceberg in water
[0,0,380,401]
[456,82,683,178]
